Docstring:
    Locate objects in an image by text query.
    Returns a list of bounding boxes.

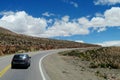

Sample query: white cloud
[47,19,53,24]
[94,0,120,5]
[62,15,69,22]
[0,11,89,38]
[96,40,120,46]
[39,16,89,37]
[70,1,78,8]
[78,17,90,28]
[97,27,106,32]
[42,12,54,17]
[95,13,104,17]
[0,7,120,38]
[0,11,15,16]
[0,11,47,36]
[89,7,120,32]
[104,7,120,26]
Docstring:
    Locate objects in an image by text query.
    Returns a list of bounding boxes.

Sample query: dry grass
[60,47,120,69]
[0,27,100,55]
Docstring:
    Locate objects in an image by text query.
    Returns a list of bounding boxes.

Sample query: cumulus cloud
[0,11,15,16]
[96,40,120,46]
[0,11,47,36]
[0,11,89,37]
[62,15,69,22]
[89,7,120,32]
[39,16,89,37]
[94,0,120,5]
[95,13,104,17]
[0,7,120,38]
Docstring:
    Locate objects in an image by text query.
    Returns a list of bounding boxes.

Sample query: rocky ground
[43,50,120,80]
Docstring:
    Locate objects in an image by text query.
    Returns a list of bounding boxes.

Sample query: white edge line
[39,54,50,80]
[38,49,70,80]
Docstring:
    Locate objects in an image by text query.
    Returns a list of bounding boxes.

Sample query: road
[0,49,70,80]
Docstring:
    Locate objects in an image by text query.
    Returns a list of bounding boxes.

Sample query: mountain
[0,26,100,56]
[0,27,17,35]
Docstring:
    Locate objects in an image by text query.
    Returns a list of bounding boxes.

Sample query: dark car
[11,54,31,69]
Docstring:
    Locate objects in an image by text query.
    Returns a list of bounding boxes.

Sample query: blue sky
[0,0,120,46]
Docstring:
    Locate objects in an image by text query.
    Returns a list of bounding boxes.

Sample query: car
[11,54,31,69]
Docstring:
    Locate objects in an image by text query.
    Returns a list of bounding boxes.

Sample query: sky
[0,0,120,46]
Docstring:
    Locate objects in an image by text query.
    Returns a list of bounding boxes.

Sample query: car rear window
[13,55,26,60]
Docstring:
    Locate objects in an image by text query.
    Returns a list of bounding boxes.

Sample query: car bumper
[11,62,30,68]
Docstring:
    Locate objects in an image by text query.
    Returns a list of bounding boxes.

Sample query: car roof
[13,54,29,59]
[13,54,29,58]
[14,54,28,56]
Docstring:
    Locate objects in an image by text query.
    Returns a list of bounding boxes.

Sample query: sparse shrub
[99,63,107,68]
[0,27,100,55]
[89,62,98,68]
[61,47,120,69]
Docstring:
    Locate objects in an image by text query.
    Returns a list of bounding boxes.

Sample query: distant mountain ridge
[0,26,100,56]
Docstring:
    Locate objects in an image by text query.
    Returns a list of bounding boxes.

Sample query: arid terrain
[1,26,120,80]
[43,47,120,80]
[0,27,100,56]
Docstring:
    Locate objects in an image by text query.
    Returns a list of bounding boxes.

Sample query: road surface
[0,49,70,80]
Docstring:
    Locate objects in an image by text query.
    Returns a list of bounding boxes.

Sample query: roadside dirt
[43,53,120,80]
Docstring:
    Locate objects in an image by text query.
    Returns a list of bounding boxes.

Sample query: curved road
[0,49,70,80]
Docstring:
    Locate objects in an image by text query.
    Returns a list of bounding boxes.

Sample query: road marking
[0,64,11,78]
[39,53,52,80]
[39,50,66,80]
[39,49,71,80]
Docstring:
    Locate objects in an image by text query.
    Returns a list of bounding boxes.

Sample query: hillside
[60,47,120,69]
[0,26,100,56]
[44,47,120,80]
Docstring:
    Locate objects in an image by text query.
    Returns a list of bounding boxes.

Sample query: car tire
[11,65,15,69]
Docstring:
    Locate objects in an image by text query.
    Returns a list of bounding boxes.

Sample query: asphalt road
[0,49,70,80]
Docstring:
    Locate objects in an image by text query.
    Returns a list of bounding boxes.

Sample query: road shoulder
[43,53,100,80]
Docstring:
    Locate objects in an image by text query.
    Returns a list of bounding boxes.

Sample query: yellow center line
[0,64,11,78]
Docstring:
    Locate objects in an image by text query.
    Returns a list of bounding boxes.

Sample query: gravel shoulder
[43,52,120,80]
[43,53,99,80]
